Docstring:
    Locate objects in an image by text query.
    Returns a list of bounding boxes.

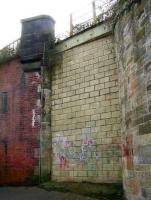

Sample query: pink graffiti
[83,139,95,146]
[64,141,70,147]
[59,156,69,169]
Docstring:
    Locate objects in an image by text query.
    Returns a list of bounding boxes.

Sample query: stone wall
[39,65,52,180]
[50,28,122,182]
[0,1,151,197]
[114,0,151,199]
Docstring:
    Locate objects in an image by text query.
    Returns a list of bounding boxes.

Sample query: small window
[0,92,8,113]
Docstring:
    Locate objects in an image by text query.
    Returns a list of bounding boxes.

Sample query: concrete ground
[0,187,97,200]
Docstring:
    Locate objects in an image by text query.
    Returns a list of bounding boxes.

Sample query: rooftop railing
[0,0,117,64]
[0,39,20,64]
[55,0,117,41]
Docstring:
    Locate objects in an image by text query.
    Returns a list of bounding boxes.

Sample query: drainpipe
[39,43,46,184]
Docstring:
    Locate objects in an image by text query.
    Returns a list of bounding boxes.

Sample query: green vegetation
[0,47,17,64]
[40,181,125,200]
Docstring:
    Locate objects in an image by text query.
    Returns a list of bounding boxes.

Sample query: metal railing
[55,0,117,41]
[0,39,20,64]
[0,0,117,62]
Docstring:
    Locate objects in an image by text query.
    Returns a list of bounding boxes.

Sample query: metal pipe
[92,1,96,20]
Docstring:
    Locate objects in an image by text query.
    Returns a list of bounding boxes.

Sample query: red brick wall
[0,58,41,185]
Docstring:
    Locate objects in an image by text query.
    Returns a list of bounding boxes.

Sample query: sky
[0,0,94,49]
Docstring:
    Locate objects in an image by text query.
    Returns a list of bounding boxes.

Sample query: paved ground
[0,187,97,200]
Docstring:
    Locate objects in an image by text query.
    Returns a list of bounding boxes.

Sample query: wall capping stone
[52,22,112,54]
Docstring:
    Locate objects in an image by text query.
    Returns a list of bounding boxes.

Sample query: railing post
[69,13,73,36]
[92,0,96,20]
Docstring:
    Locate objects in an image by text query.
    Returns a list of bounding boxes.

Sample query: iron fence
[0,0,118,62]
[0,39,20,64]
[55,0,117,41]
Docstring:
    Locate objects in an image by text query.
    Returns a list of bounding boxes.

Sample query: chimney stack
[19,15,55,71]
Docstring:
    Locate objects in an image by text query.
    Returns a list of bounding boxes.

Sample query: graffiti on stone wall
[137,145,151,164]
[122,135,134,170]
[146,64,151,111]
[52,128,101,169]
[128,179,142,197]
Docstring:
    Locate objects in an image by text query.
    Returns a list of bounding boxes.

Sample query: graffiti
[0,62,41,185]
[32,109,36,127]
[122,143,129,157]
[59,156,69,169]
[137,145,151,164]
[123,135,151,167]
[79,138,99,161]
[122,135,134,170]
[53,130,101,168]
[128,179,142,196]
[32,108,41,128]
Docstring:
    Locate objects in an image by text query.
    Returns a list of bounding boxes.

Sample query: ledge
[21,15,55,23]
[53,22,112,54]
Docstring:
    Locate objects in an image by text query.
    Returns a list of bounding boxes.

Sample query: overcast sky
[0,0,94,49]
